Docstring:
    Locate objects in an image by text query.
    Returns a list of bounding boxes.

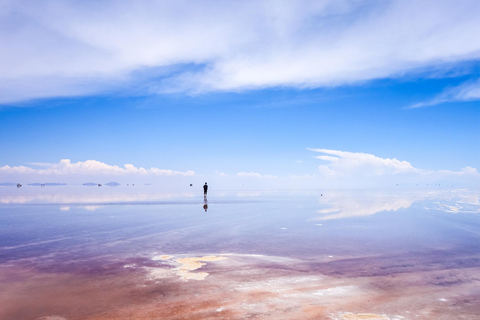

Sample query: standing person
[203,182,208,198]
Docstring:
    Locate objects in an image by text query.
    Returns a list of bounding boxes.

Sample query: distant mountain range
[84,182,121,186]
[1,181,122,187]
[0,182,17,186]
[28,183,67,186]
[83,182,99,186]
[0,182,67,186]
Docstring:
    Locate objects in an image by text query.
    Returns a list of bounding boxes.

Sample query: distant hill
[83,182,98,186]
[105,182,120,186]
[0,182,17,186]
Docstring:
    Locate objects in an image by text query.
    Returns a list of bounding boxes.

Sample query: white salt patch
[316,224,323,226]
[341,313,390,320]
[216,307,224,312]
[280,228,287,230]
[438,298,448,302]
[60,206,70,211]
[313,286,356,296]
[329,255,334,258]
[123,264,136,268]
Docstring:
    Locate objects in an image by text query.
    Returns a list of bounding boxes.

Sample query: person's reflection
[203,198,208,212]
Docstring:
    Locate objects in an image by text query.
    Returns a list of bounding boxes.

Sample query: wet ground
[0,187,479,319]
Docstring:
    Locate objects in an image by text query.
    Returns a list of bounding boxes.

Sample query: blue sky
[0,0,479,188]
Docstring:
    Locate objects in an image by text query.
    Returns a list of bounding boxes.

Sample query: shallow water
[1,187,479,320]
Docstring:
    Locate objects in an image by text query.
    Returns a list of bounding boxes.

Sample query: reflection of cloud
[316,190,415,220]
[315,189,480,220]
[236,191,264,197]
[0,191,195,204]
[430,190,480,214]
[235,190,282,198]
[83,205,103,211]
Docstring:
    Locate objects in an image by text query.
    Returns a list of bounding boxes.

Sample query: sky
[0,0,479,189]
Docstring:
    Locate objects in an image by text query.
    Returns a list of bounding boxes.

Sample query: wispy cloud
[1,0,479,103]
[308,148,479,187]
[410,78,480,108]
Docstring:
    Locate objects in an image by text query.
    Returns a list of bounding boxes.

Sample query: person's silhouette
[203,182,208,198]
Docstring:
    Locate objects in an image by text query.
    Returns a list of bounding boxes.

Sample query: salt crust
[176,256,227,280]
[147,255,227,280]
[313,286,356,296]
[151,255,173,260]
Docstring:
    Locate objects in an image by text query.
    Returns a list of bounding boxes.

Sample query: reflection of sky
[1,187,479,217]
[1,188,478,263]
[0,186,286,205]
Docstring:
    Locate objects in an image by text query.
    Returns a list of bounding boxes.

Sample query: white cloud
[410,78,480,108]
[0,159,194,182]
[237,172,262,178]
[308,148,479,187]
[0,0,479,103]
[308,148,419,177]
[1,153,478,188]
[237,172,277,179]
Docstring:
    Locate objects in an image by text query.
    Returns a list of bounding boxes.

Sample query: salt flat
[0,187,478,319]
